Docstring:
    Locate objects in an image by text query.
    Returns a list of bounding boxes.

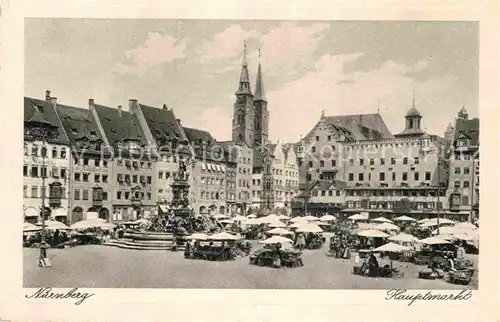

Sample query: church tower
[232,41,255,147]
[253,49,269,147]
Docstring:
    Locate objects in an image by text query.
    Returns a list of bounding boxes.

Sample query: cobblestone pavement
[23,244,478,289]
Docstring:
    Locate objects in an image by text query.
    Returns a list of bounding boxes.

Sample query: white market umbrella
[357,229,389,238]
[373,242,410,253]
[243,218,263,225]
[454,222,477,230]
[418,236,451,245]
[133,218,149,225]
[219,219,234,224]
[259,235,294,245]
[210,232,239,240]
[304,215,320,221]
[348,214,366,221]
[295,223,323,233]
[393,215,417,222]
[371,217,393,224]
[39,220,71,230]
[268,221,287,228]
[277,214,290,220]
[212,214,229,220]
[188,233,210,240]
[261,214,281,223]
[23,222,42,232]
[375,223,400,231]
[388,233,418,243]
[418,218,431,224]
[421,218,455,227]
[70,218,115,230]
[290,216,308,223]
[267,227,293,236]
[445,233,479,242]
[247,214,257,219]
[319,214,336,222]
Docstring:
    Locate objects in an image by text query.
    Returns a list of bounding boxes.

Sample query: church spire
[236,41,252,96]
[254,49,267,102]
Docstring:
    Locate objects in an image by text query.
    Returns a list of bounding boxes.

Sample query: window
[414,157,419,164]
[94,174,100,183]
[102,192,108,201]
[60,148,67,159]
[463,181,470,188]
[391,158,396,165]
[147,192,151,200]
[133,175,137,183]
[403,157,408,165]
[463,167,470,174]
[349,159,354,166]
[425,171,431,181]
[74,173,81,181]
[348,173,354,181]
[380,158,385,165]
[379,172,385,181]
[74,189,80,200]
[41,147,47,157]
[320,160,324,167]
[31,166,38,178]
[82,189,89,200]
[328,190,333,196]
[359,159,364,166]
[336,190,340,196]
[358,173,364,181]
[461,196,469,205]
[83,158,89,166]
[321,190,326,196]
[31,186,38,198]
[23,185,28,197]
[369,159,374,166]
[402,172,408,181]
[117,191,122,200]
[23,165,28,176]
[315,136,319,141]
[308,161,313,167]
[414,172,419,181]
[32,147,38,156]
[125,191,130,199]
[52,167,59,178]
[103,160,108,167]
[159,172,163,179]
[312,147,316,152]
[454,168,461,174]
[52,148,58,158]
[327,135,331,141]
[41,166,47,178]
[102,175,108,183]
[368,173,372,181]
[454,181,461,188]
[331,160,336,167]
[147,176,152,184]
[83,173,89,182]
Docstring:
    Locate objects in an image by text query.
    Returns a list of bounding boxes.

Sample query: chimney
[88,98,95,111]
[50,97,57,107]
[163,104,168,110]
[118,105,123,117]
[129,99,137,113]
[45,90,51,101]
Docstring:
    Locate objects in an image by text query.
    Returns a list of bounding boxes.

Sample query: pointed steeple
[236,41,252,96]
[254,49,267,102]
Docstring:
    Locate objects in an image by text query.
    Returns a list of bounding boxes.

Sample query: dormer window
[458,139,468,147]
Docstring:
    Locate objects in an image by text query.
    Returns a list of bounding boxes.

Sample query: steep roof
[311,179,347,191]
[183,127,215,145]
[254,62,266,101]
[24,97,70,145]
[324,113,393,141]
[56,103,105,153]
[405,106,422,118]
[139,104,187,142]
[92,104,147,149]
[454,118,479,146]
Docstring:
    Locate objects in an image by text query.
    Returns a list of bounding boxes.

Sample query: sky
[25,19,478,143]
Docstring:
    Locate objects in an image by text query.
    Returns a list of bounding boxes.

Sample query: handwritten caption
[25,287,94,305]
[386,289,472,306]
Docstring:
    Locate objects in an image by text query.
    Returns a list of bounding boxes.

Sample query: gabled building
[445,107,479,222]
[23,92,71,224]
[90,100,157,221]
[56,100,112,223]
[130,101,190,207]
[307,179,347,217]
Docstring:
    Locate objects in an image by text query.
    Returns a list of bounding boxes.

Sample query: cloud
[114,32,188,76]
[265,54,445,142]
[197,22,330,77]
[196,25,261,64]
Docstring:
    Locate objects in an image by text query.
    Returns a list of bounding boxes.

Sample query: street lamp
[25,110,58,268]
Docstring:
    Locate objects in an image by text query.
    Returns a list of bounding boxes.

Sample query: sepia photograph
[21,18,481,291]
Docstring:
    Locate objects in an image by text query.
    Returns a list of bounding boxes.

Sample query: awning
[201,163,207,170]
[221,165,226,173]
[159,205,170,212]
[210,164,215,171]
[216,165,221,172]
[54,207,67,217]
[24,207,38,217]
